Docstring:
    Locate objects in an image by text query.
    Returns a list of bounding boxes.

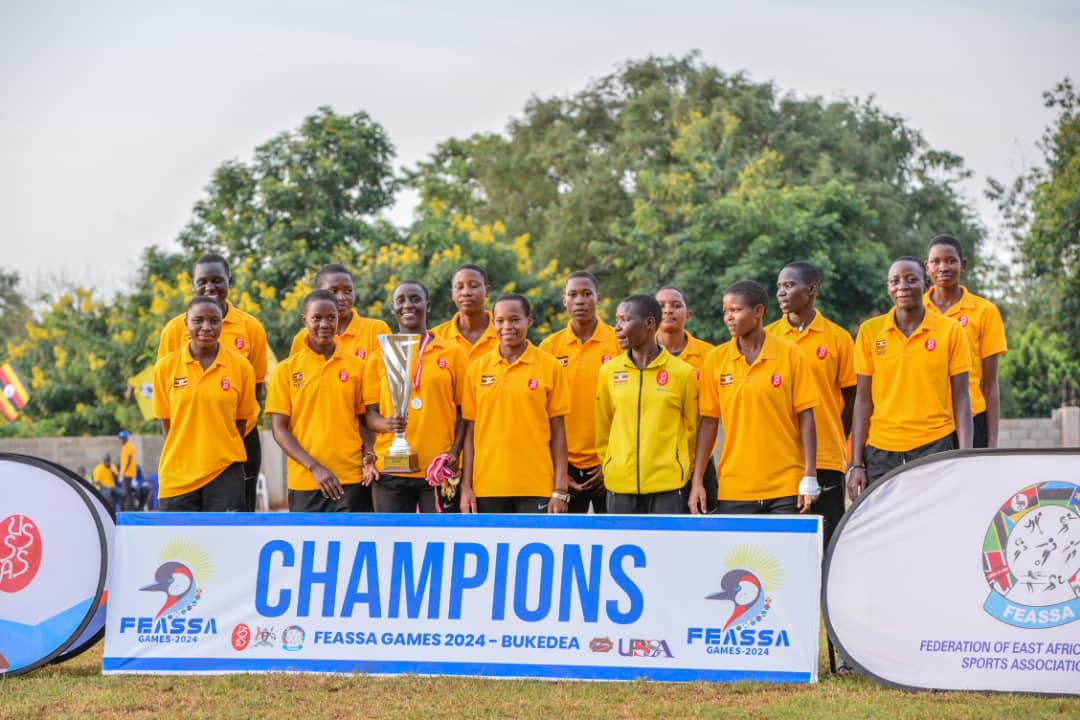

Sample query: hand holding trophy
[377,334,421,472]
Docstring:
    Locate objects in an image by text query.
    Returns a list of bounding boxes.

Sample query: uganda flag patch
[612,371,629,386]
[0,361,31,422]
[718,373,734,387]
[480,374,496,386]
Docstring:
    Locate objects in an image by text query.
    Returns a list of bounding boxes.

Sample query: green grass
[1,640,1076,720]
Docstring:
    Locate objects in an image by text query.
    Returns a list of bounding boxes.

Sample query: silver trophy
[378,333,420,472]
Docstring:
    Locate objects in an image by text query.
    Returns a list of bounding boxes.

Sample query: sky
[1,0,1077,298]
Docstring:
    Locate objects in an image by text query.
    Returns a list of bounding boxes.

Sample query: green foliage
[407,53,983,320]
[1000,324,1080,418]
[0,269,29,344]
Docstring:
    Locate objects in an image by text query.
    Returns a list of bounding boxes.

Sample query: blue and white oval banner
[0,453,107,676]
[824,449,1080,696]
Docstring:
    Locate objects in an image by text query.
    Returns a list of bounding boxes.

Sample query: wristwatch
[551,490,571,503]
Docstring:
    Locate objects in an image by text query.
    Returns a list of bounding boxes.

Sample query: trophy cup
[378,333,421,472]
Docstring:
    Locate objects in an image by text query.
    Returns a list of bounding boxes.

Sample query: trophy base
[383,453,420,473]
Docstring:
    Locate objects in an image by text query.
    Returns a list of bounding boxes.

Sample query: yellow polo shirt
[595,348,699,495]
[92,462,118,490]
[924,286,1007,415]
[432,311,499,362]
[119,440,137,479]
[766,312,856,472]
[700,334,819,501]
[290,311,391,362]
[158,300,269,383]
[363,334,468,477]
[539,320,621,468]
[855,309,972,452]
[266,342,367,491]
[463,343,570,498]
[153,345,258,498]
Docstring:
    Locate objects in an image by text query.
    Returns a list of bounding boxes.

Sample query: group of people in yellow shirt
[149,233,1006,532]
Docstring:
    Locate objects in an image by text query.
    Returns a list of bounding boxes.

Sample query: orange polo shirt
[119,440,137,479]
[766,312,856,473]
[924,286,1007,415]
[539,320,621,468]
[363,333,468,478]
[700,334,819,501]
[290,311,391,362]
[158,300,269,383]
[855,308,972,452]
[432,311,499,362]
[463,343,570,498]
[661,330,714,377]
[153,345,257,498]
[92,462,118,490]
[266,342,367,491]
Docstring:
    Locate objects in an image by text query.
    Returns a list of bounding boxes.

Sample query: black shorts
[606,486,687,515]
[815,469,846,551]
[288,483,371,513]
[566,464,606,514]
[159,463,245,512]
[475,496,550,514]
[713,495,799,515]
[864,433,955,485]
[242,427,262,512]
[373,473,459,513]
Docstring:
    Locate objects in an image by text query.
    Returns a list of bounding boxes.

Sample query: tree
[0,269,29,345]
[408,53,983,310]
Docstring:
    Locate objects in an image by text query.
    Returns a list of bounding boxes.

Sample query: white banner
[825,450,1080,696]
[104,513,821,682]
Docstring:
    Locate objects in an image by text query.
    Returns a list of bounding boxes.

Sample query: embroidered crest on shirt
[173,376,189,389]
[234,337,245,350]
[557,355,569,368]
[528,378,539,391]
[220,378,231,391]
[925,338,937,352]
[874,339,887,356]
[612,371,629,386]
[719,373,734,387]
[291,371,304,389]
[480,374,496,386]
[656,370,669,387]
[771,373,782,388]
[817,346,828,360]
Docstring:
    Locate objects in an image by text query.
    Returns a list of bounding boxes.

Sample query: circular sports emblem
[220,378,231,391]
[338,370,349,382]
[528,378,539,391]
[601,354,612,364]
[234,337,245,350]
[657,370,669,387]
[771,373,782,388]
[959,316,969,327]
[816,346,828,360]
[282,625,305,651]
[925,338,936,351]
[437,358,447,369]
[356,348,366,360]
[981,481,1080,629]
[231,623,251,651]
[0,514,43,593]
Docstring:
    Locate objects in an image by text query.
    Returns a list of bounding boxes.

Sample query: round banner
[0,453,107,676]
[44,458,115,663]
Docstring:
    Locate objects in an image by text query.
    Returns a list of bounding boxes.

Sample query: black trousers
[815,469,846,551]
[242,427,261,512]
[566,464,607,514]
[476,496,550,513]
[865,433,955,485]
[288,483,372,512]
[373,474,459,513]
[159,463,245,512]
[606,486,687,514]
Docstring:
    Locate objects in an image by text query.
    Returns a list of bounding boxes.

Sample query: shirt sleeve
[790,345,820,413]
[947,322,973,377]
[236,358,259,429]
[247,319,269,384]
[152,356,171,419]
[546,359,571,418]
[264,360,293,417]
[462,360,479,422]
[594,365,613,464]
[362,351,383,407]
[698,348,722,419]
[979,302,1008,358]
[853,322,875,377]
[836,326,857,388]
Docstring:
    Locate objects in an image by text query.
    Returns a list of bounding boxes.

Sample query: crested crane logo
[118,538,220,642]
[981,481,1080,629]
[687,545,790,653]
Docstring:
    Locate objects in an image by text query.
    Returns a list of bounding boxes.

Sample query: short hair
[194,253,230,276]
[314,263,354,288]
[927,234,965,260]
[453,263,489,286]
[394,280,429,302]
[893,255,925,277]
[186,295,222,314]
[723,280,768,309]
[302,289,338,313]
[782,261,821,287]
[566,270,599,292]
[493,293,531,317]
[655,286,688,304]
[620,294,662,325]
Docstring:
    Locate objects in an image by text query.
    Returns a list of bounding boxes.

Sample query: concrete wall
[999,406,1079,449]
[0,430,288,509]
